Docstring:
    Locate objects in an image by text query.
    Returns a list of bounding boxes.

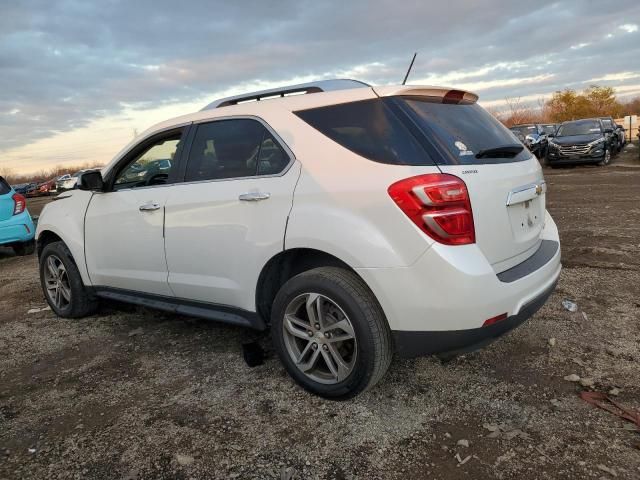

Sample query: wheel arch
[255,248,382,326]
[36,230,64,259]
[36,226,92,285]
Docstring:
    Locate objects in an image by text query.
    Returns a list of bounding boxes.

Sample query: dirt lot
[1,146,639,480]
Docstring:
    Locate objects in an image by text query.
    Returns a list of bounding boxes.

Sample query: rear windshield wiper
[475,144,524,159]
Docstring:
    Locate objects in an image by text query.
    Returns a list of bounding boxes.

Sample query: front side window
[185,119,289,181]
[114,132,182,190]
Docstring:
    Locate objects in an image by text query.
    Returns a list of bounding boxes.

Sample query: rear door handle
[139,202,161,211]
[239,192,271,202]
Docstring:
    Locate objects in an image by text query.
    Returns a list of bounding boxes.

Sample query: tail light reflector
[388,174,475,245]
[483,313,508,327]
[12,193,26,215]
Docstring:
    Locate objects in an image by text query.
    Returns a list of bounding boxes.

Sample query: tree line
[0,162,104,186]
[494,85,640,127]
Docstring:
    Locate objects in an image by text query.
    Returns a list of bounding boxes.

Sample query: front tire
[271,267,392,400]
[599,147,611,166]
[39,241,98,318]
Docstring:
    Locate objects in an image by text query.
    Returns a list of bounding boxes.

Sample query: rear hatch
[379,90,546,272]
[0,177,16,222]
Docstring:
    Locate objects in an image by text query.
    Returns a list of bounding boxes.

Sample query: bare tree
[0,166,14,179]
[1,162,104,185]
[502,97,540,127]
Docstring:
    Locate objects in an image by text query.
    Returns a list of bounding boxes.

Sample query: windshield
[557,120,602,137]
[510,125,538,138]
[398,97,531,164]
[540,124,556,134]
[601,119,613,129]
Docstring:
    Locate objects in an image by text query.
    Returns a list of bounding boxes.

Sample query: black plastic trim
[546,154,605,165]
[392,279,557,358]
[92,287,266,330]
[497,240,559,283]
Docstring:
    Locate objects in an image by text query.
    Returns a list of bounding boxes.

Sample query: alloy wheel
[43,254,72,309]
[282,293,357,385]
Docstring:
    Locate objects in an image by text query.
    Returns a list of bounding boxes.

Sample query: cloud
[619,23,638,33]
[2,0,640,173]
[588,71,640,82]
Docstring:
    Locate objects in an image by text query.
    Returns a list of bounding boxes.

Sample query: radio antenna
[402,52,417,85]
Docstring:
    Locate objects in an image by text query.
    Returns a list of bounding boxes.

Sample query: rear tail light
[388,174,475,245]
[12,193,26,215]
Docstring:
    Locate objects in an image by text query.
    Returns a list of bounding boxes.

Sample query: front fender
[36,191,94,285]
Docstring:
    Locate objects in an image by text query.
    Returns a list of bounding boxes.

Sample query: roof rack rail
[201,78,370,110]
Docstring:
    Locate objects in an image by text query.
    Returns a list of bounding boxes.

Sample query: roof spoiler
[201,79,371,110]
[373,86,479,104]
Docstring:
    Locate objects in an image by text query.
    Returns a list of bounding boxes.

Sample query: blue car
[0,176,36,255]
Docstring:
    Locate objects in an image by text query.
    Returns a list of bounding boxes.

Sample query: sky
[1,0,639,175]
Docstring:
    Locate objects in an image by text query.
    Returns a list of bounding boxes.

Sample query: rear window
[396,97,531,164]
[0,177,11,195]
[294,99,434,165]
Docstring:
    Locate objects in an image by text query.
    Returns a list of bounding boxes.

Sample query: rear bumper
[356,210,561,345]
[393,279,556,357]
[0,210,36,246]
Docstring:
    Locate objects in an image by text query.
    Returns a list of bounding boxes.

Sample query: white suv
[36,79,561,399]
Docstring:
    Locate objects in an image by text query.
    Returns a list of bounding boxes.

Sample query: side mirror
[604,128,613,134]
[547,133,555,138]
[78,171,104,192]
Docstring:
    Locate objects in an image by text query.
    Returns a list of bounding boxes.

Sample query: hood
[552,133,602,145]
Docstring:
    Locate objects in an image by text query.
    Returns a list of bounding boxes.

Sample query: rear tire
[13,240,35,256]
[271,267,392,400]
[39,241,98,318]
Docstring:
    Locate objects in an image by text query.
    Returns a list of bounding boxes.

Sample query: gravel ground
[1,146,639,480]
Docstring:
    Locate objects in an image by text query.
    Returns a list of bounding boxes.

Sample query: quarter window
[185,119,289,182]
[295,99,433,166]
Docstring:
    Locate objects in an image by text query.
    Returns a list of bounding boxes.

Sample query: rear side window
[0,177,11,195]
[396,97,531,164]
[294,99,434,165]
[186,119,290,181]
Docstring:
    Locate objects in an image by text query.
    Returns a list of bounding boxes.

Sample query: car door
[164,117,300,311]
[84,127,188,296]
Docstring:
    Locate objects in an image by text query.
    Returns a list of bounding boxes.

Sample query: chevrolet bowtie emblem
[535,184,543,195]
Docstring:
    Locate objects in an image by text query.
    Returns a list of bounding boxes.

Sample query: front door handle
[239,192,271,202]
[139,202,161,211]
